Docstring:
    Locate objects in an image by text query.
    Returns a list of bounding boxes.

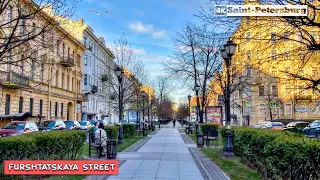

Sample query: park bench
[203,128,219,147]
[88,130,103,159]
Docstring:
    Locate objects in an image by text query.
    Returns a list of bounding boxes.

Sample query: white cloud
[129,21,168,39]
[133,48,147,55]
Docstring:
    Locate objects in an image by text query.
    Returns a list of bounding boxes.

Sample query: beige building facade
[0,2,85,125]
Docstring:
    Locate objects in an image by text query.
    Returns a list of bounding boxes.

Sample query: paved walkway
[86,121,229,180]
[109,126,202,180]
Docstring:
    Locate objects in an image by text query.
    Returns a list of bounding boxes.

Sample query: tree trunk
[199,111,204,123]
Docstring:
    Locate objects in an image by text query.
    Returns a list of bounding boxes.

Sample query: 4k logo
[214,6,227,16]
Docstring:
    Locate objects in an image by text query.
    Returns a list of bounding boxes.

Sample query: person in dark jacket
[173,119,176,127]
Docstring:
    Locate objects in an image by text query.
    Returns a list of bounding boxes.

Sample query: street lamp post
[220,40,237,156]
[114,66,124,144]
[194,84,200,134]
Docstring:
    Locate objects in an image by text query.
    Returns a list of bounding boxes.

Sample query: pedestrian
[91,121,99,140]
[94,123,108,157]
[173,119,176,127]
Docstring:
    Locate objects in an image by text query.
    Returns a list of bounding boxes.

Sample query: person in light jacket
[95,123,108,156]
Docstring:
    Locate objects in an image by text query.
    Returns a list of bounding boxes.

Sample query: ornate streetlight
[194,83,200,134]
[114,66,124,144]
[220,40,236,156]
[141,92,147,136]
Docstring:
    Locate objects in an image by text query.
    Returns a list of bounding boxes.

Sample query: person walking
[95,123,108,157]
[173,119,176,127]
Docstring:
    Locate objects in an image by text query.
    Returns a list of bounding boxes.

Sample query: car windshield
[309,121,319,127]
[272,123,283,127]
[65,121,74,126]
[296,123,309,128]
[80,121,87,126]
[39,121,55,127]
[3,122,25,130]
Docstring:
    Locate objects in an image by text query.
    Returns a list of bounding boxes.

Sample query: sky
[73,0,210,103]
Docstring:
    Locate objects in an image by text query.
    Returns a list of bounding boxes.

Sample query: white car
[79,121,92,131]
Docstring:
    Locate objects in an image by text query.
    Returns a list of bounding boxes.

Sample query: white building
[58,18,115,122]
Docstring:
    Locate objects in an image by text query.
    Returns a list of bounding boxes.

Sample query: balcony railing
[60,57,75,67]
[0,70,29,88]
[91,85,98,94]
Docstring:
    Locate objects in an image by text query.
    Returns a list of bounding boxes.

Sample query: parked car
[0,121,39,137]
[64,120,81,130]
[270,122,285,130]
[38,120,66,132]
[89,120,96,126]
[284,121,309,133]
[79,121,92,131]
[303,120,320,138]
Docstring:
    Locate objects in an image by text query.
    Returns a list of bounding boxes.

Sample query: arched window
[84,74,87,85]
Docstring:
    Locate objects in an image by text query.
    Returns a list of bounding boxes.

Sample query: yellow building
[0,3,85,125]
[224,0,320,125]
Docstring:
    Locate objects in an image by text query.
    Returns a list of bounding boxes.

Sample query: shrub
[200,124,219,134]
[0,130,86,180]
[123,124,136,138]
[224,127,320,179]
[104,126,119,139]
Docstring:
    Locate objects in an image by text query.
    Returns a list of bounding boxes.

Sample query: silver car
[79,121,92,131]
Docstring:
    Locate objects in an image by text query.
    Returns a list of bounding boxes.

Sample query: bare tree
[164,22,225,123]
[98,35,149,121]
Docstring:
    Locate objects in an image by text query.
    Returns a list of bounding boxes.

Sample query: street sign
[244,101,251,107]
[270,102,277,108]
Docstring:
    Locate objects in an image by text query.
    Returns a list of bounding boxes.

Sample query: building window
[67,75,70,90]
[284,50,290,60]
[56,70,59,87]
[20,56,24,75]
[271,32,276,42]
[271,50,277,60]
[312,67,319,77]
[8,7,12,26]
[284,32,289,41]
[77,54,81,67]
[55,102,58,117]
[63,43,65,59]
[89,56,92,66]
[84,74,88,85]
[39,100,43,116]
[246,66,252,77]
[19,97,23,113]
[31,60,35,80]
[41,32,45,47]
[256,51,260,59]
[40,63,44,83]
[246,50,252,60]
[259,104,266,116]
[30,98,33,115]
[297,32,302,41]
[84,37,87,47]
[285,104,292,114]
[72,51,75,60]
[84,55,87,65]
[5,95,10,115]
[256,33,260,40]
[272,85,277,96]
[56,40,60,55]
[259,86,264,96]
[245,32,250,42]
[72,78,74,91]
[61,73,64,89]
[68,47,70,57]
[61,103,63,117]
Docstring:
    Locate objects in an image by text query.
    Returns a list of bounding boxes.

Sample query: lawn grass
[185,129,261,180]
[201,148,261,180]
[46,136,144,180]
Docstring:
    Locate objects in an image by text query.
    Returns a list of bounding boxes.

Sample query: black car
[64,120,81,130]
[284,121,309,133]
[303,120,320,138]
[38,120,66,132]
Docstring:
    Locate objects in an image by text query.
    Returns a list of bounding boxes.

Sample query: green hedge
[221,127,320,179]
[123,124,136,138]
[0,130,86,180]
[200,124,219,134]
[104,126,119,139]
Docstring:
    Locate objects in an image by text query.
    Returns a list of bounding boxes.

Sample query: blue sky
[74,0,209,102]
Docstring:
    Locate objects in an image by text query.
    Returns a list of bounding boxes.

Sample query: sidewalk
[86,121,229,180]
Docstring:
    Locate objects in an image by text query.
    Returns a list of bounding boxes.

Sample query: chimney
[79,18,83,25]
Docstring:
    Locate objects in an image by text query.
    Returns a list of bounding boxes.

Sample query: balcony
[91,85,98,94]
[0,70,29,88]
[60,57,74,67]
